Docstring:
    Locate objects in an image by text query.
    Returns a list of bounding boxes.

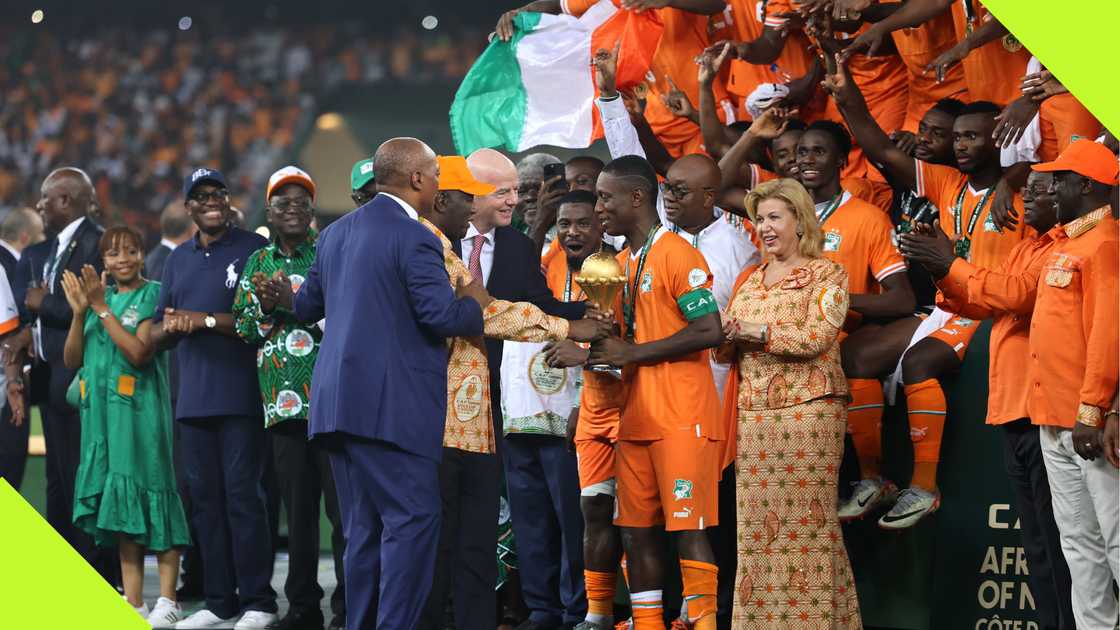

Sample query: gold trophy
[575,252,626,376]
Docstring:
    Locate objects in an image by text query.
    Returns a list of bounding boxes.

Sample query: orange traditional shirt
[1026,208,1119,429]
[421,218,570,453]
[937,231,1060,425]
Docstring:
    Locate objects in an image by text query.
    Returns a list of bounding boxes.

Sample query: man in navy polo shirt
[153,168,278,630]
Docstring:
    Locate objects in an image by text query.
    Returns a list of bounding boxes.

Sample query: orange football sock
[680,559,718,628]
[905,378,946,491]
[584,570,616,624]
[847,378,885,478]
[630,590,664,629]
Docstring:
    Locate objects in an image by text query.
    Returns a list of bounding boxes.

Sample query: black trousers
[706,464,737,630]
[0,395,29,490]
[271,420,346,618]
[419,447,501,630]
[173,412,206,593]
[1002,419,1075,630]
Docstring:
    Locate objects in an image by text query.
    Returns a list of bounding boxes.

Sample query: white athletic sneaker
[838,478,898,522]
[175,609,236,628]
[133,602,151,618]
[233,610,279,629]
[147,597,181,628]
[878,487,940,530]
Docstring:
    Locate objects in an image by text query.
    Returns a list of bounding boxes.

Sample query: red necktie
[468,234,486,285]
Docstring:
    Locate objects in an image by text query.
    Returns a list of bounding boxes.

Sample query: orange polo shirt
[914,159,1027,272]
[949,1,1031,106]
[1027,208,1119,429]
[888,8,969,131]
[937,231,1060,425]
[1037,94,1102,163]
[565,0,732,156]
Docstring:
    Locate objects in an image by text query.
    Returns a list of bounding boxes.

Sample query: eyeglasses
[659,182,712,199]
[269,199,313,214]
[189,189,230,204]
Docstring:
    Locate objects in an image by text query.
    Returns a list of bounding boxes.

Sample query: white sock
[586,611,613,626]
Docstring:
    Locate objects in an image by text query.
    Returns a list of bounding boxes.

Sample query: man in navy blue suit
[290,137,488,630]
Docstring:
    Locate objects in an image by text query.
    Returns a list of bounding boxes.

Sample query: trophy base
[588,364,623,379]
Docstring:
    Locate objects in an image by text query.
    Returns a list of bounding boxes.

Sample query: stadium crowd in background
[0,1,1117,630]
[0,19,486,243]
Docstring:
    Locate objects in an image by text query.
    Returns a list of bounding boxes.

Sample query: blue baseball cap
[183,167,229,199]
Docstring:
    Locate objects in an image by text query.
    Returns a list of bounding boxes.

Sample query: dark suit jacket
[0,246,16,282]
[144,243,173,283]
[294,193,483,462]
[33,220,104,403]
[453,226,586,434]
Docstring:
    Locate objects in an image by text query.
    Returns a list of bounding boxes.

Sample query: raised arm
[842,0,953,59]
[79,266,156,368]
[823,55,916,190]
[697,44,740,160]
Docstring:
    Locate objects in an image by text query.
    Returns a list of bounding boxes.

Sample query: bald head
[161,201,196,243]
[372,137,439,213]
[467,148,518,232]
[38,167,96,232]
[663,154,721,233]
[0,207,45,252]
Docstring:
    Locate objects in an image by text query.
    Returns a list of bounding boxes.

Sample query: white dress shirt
[379,192,420,221]
[460,224,496,285]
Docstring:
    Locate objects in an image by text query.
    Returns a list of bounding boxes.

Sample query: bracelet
[1076,404,1104,428]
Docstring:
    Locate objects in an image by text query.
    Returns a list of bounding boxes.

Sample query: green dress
[71,281,190,552]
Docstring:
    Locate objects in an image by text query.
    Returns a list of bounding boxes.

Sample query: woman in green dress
[61,226,190,627]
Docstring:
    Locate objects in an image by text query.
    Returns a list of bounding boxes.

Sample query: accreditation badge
[453,374,483,422]
[823,231,842,252]
[527,352,566,395]
[954,237,972,260]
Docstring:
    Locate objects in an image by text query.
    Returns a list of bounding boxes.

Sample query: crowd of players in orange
[484,1,1115,630]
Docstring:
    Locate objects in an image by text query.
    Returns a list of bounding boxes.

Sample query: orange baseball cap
[267,165,317,201]
[1032,139,1119,185]
[437,156,496,196]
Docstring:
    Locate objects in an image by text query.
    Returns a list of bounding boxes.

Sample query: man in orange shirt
[539,191,627,630]
[825,58,1028,528]
[845,0,1030,107]
[707,0,817,120]
[588,155,725,630]
[1027,142,1119,629]
[897,170,1075,630]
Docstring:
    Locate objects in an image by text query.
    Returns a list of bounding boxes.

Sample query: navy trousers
[329,436,440,630]
[179,415,277,618]
[502,434,586,627]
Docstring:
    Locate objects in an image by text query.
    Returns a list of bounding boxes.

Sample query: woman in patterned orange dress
[716,178,862,629]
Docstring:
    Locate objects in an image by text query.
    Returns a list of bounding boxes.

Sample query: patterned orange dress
[716,257,862,629]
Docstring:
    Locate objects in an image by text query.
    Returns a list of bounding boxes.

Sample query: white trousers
[1040,426,1120,629]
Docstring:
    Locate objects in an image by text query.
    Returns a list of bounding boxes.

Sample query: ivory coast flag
[450,1,662,155]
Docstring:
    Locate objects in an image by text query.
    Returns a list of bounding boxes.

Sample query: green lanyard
[952,184,994,260]
[816,193,844,227]
[563,270,583,302]
[622,225,661,341]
